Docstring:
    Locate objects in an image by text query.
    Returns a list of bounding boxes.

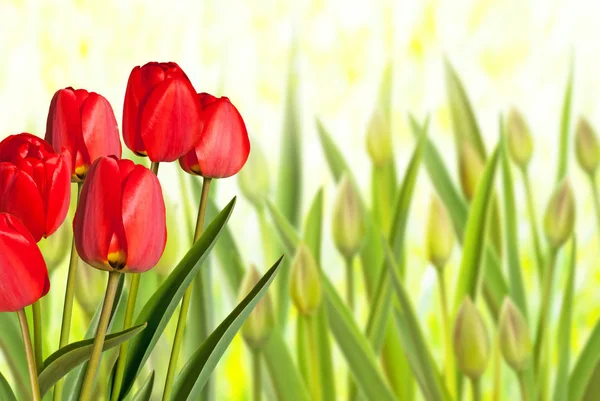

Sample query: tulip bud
[366,110,393,166]
[506,109,533,169]
[543,179,575,249]
[458,141,484,201]
[453,297,490,379]
[498,298,532,372]
[332,176,365,260]
[575,117,600,176]
[238,141,270,208]
[179,93,250,179]
[239,265,275,349]
[426,196,455,270]
[290,244,322,316]
[0,213,49,312]
[123,62,202,162]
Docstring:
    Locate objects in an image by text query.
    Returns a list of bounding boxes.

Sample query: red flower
[123,62,201,162]
[45,87,121,180]
[179,93,250,178]
[0,133,71,241]
[0,212,49,312]
[73,156,167,273]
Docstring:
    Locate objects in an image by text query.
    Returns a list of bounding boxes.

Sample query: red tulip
[0,212,49,312]
[179,93,250,178]
[74,156,166,273]
[45,87,122,180]
[0,133,71,241]
[123,62,201,162]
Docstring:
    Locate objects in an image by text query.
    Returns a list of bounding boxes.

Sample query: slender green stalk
[522,170,545,281]
[491,336,502,401]
[470,377,482,401]
[252,349,262,401]
[345,256,355,312]
[517,372,529,401]
[31,301,43,372]
[17,309,41,401]
[589,173,600,234]
[534,247,559,369]
[79,271,121,401]
[150,161,160,176]
[437,269,455,397]
[110,273,141,401]
[162,177,212,401]
[306,316,322,401]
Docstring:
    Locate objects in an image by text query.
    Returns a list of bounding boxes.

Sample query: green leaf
[321,273,396,401]
[303,189,324,262]
[453,146,500,313]
[266,201,301,253]
[39,324,146,396]
[569,317,600,400]
[117,198,236,399]
[0,313,29,400]
[0,370,17,401]
[131,372,154,401]
[554,237,577,401]
[500,121,528,319]
[172,257,284,401]
[556,58,574,183]
[315,118,349,183]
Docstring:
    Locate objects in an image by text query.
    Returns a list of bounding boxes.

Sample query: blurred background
[1,0,600,399]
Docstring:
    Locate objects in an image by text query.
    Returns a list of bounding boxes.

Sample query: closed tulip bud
[575,117,600,176]
[45,87,121,180]
[0,133,71,242]
[366,110,393,166]
[290,244,322,316]
[74,156,167,273]
[179,93,250,179]
[0,213,49,312]
[498,298,532,372]
[238,141,269,208]
[123,62,202,162]
[332,176,365,260]
[506,109,533,169]
[453,297,490,379]
[239,265,275,349]
[458,141,484,201]
[543,179,575,249]
[426,196,455,270]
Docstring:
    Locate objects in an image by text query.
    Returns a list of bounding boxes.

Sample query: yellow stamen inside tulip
[191,164,202,175]
[74,164,88,180]
[107,250,126,270]
[135,150,148,157]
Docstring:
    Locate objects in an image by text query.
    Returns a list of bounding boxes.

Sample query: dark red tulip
[74,156,167,273]
[45,87,121,180]
[0,212,49,312]
[123,62,201,162]
[0,133,71,241]
[179,93,250,178]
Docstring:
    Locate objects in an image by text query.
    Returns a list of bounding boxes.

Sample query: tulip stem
[151,161,160,175]
[522,170,545,283]
[31,301,43,372]
[517,372,529,401]
[533,246,558,371]
[589,173,600,236]
[252,349,262,401]
[162,177,212,401]
[79,271,121,401]
[110,273,141,401]
[437,269,455,397]
[306,315,322,401]
[470,377,481,401]
[17,309,41,401]
[345,256,354,312]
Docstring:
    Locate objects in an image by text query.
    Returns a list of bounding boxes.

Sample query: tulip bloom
[0,212,49,312]
[123,62,201,162]
[179,93,250,178]
[74,156,166,273]
[45,87,121,180]
[0,133,71,242]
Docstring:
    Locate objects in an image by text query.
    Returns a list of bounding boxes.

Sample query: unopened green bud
[290,244,322,316]
[239,265,275,349]
[426,196,455,270]
[332,176,366,259]
[458,141,484,201]
[506,108,533,169]
[453,297,490,379]
[575,117,600,176]
[498,298,532,372]
[366,110,393,166]
[238,141,270,208]
[543,179,575,249]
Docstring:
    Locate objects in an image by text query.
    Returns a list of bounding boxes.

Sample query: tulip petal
[0,213,49,312]
[44,154,72,237]
[81,93,122,164]
[123,67,146,154]
[140,79,201,162]
[120,165,166,272]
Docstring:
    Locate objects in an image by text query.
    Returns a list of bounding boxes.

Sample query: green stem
[162,177,212,401]
[522,170,545,283]
[150,161,160,176]
[31,301,43,373]
[437,269,455,397]
[79,271,121,401]
[306,316,322,401]
[110,273,141,401]
[533,246,558,370]
[252,349,262,401]
[589,173,600,235]
[17,309,41,401]
[470,377,481,401]
[517,372,528,401]
[345,256,354,313]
